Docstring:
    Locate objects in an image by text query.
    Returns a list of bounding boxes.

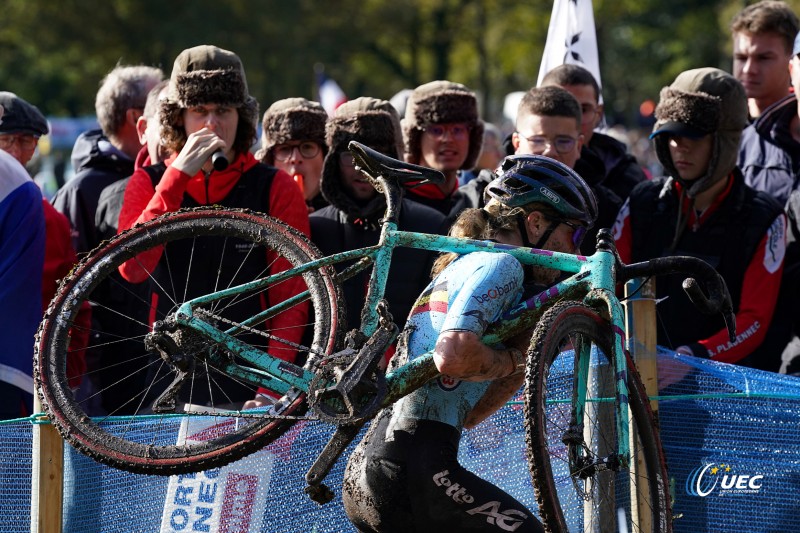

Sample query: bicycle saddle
[349,140,444,185]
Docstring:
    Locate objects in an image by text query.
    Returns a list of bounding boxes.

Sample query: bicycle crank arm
[304,422,365,504]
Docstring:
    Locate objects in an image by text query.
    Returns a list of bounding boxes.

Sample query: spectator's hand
[171,127,227,177]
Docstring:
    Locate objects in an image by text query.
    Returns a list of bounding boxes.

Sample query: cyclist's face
[517,211,582,284]
[419,122,470,174]
[513,113,583,169]
[183,104,239,160]
[667,133,713,182]
[272,140,324,200]
[732,31,792,105]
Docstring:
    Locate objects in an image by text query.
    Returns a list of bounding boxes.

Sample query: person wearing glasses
[400,80,485,224]
[343,155,597,533]
[511,85,622,255]
[540,63,647,203]
[257,98,329,213]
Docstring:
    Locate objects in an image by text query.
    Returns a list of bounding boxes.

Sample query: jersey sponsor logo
[437,375,461,391]
[763,215,786,274]
[471,279,519,305]
[611,197,630,241]
[466,501,529,531]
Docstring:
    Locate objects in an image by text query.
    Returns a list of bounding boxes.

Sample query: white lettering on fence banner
[160,416,273,532]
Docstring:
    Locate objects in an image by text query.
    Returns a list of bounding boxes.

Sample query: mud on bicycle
[36,141,735,533]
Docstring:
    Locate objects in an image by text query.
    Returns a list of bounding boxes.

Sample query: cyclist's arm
[434,330,521,381]
[464,372,524,429]
[693,214,786,363]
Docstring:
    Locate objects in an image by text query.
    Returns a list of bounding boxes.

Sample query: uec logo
[686,463,764,497]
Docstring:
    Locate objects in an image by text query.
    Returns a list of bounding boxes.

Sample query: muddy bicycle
[36,141,735,532]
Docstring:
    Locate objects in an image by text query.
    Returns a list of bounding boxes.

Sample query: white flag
[536,0,602,97]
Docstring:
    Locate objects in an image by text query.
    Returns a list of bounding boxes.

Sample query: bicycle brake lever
[681,275,736,343]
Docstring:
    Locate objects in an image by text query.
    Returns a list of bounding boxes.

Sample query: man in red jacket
[117,45,310,409]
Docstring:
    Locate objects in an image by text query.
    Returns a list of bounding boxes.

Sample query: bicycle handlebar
[617,254,736,343]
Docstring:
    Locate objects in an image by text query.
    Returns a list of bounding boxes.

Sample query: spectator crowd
[2,0,800,422]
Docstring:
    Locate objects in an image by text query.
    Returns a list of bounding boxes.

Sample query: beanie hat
[256,98,328,164]
[321,97,404,228]
[650,68,747,197]
[160,45,258,155]
[401,80,484,170]
[0,92,48,136]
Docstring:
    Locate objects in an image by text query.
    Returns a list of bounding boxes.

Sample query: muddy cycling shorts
[342,415,544,533]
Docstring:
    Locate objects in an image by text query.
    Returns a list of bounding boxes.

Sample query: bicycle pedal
[304,483,335,505]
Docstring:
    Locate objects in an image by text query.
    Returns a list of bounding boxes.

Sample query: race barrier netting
[4,347,800,532]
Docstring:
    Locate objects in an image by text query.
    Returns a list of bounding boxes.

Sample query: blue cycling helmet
[484,155,598,228]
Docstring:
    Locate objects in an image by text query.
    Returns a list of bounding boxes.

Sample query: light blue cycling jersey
[387,251,524,432]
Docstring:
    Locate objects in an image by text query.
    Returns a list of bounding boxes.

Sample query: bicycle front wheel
[524,302,671,533]
[36,208,344,475]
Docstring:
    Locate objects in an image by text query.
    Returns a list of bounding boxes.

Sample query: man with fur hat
[310,96,445,335]
[613,67,786,376]
[401,80,484,222]
[118,45,310,408]
[257,97,329,213]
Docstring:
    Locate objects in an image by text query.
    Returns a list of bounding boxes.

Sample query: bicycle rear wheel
[36,208,344,475]
[524,302,671,533]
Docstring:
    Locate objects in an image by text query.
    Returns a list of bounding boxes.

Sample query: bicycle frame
[170,175,634,468]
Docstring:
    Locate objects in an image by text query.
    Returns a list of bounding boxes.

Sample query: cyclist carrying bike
[342,155,598,533]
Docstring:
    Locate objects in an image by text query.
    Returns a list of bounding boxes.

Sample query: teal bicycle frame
[170,195,634,469]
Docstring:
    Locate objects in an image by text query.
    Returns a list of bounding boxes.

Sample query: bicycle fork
[567,289,631,482]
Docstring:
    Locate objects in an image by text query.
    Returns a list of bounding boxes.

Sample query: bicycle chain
[193,307,328,359]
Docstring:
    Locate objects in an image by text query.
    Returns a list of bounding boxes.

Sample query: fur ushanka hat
[160,45,259,156]
[321,97,404,229]
[650,67,747,197]
[401,80,484,170]
[256,98,328,164]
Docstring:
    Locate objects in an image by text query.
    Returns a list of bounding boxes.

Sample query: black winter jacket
[52,129,135,254]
